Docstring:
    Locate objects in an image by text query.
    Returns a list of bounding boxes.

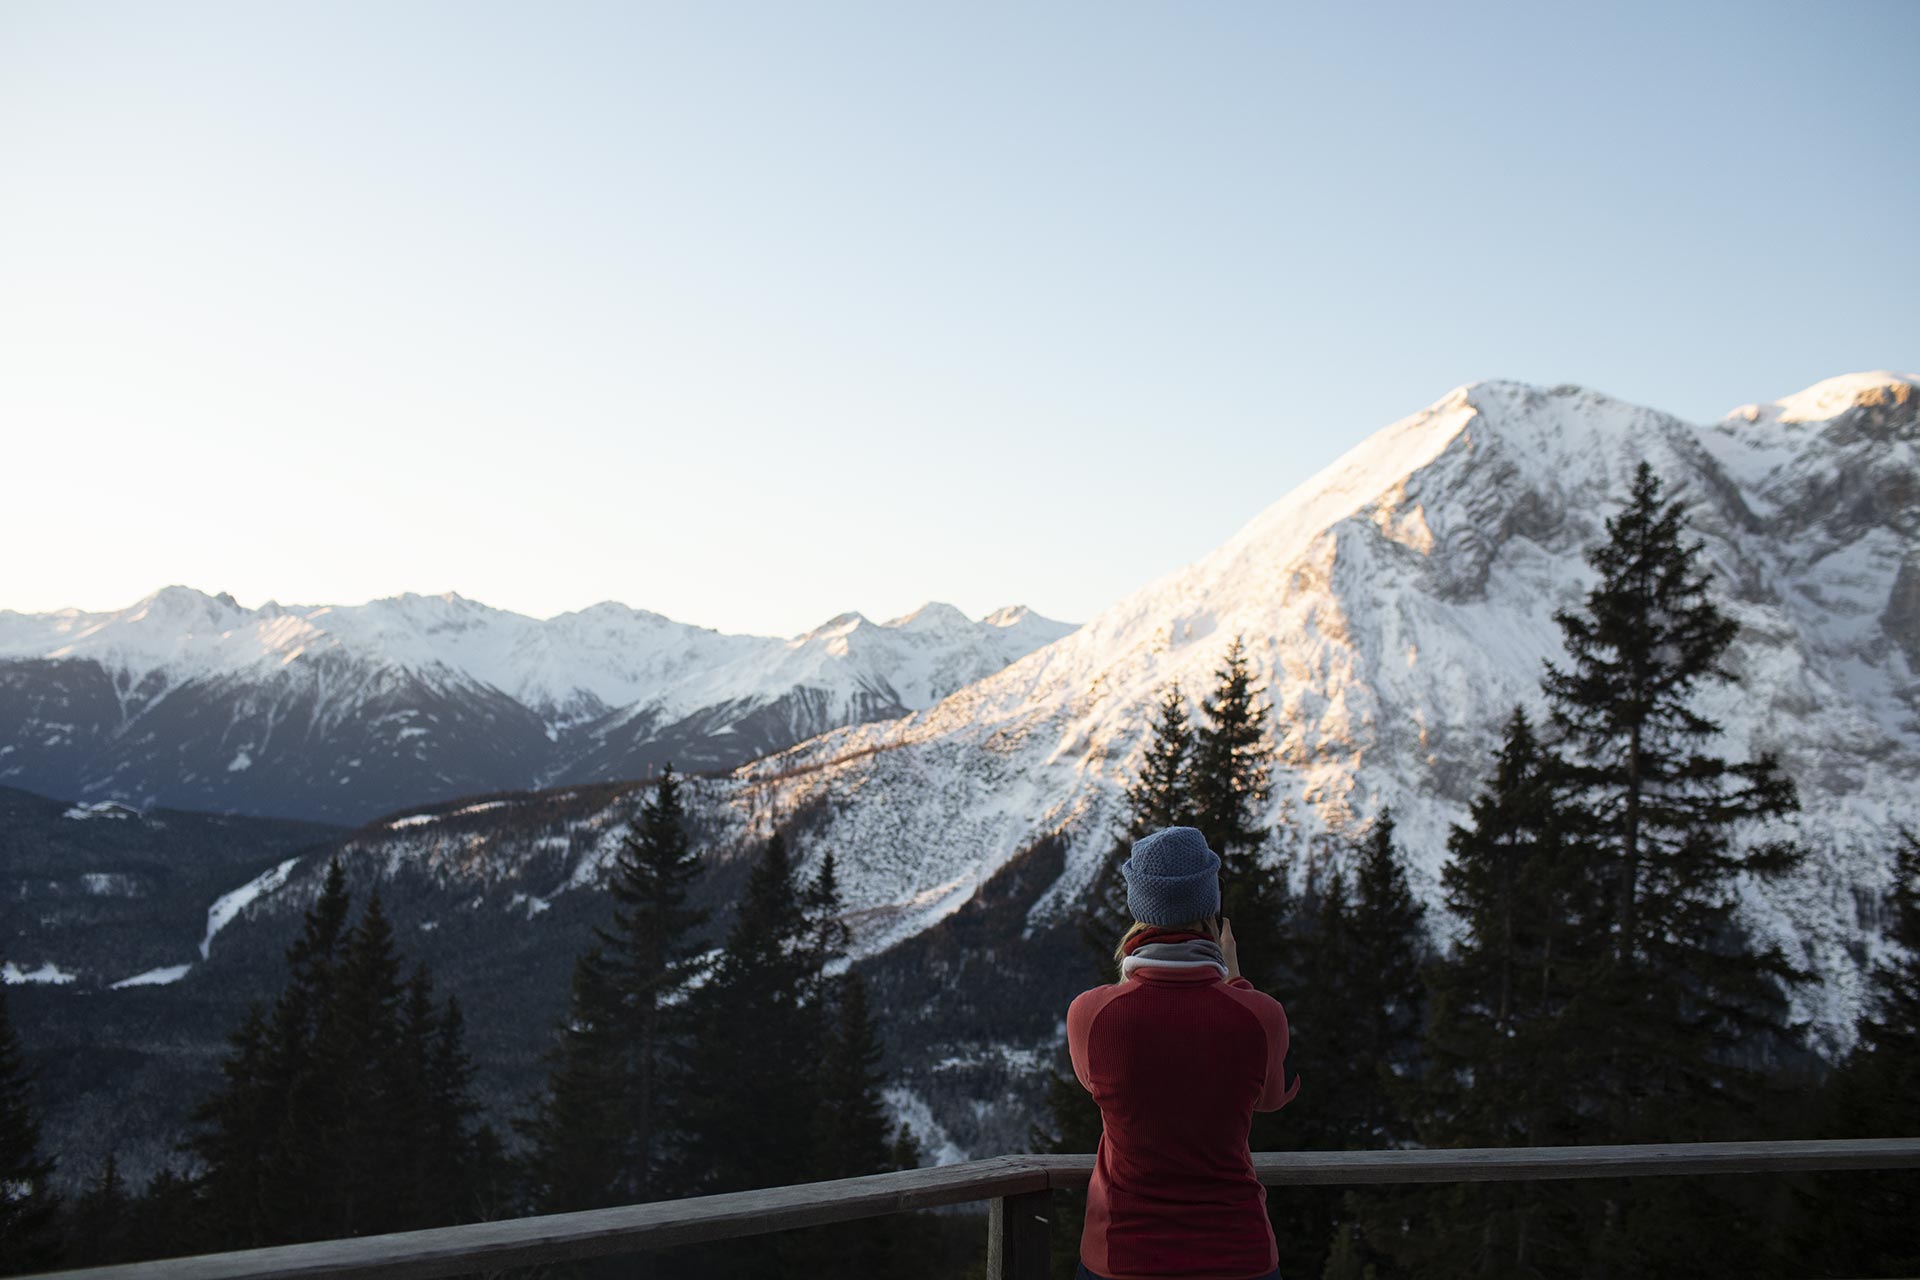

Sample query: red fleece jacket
[1067,941,1298,1280]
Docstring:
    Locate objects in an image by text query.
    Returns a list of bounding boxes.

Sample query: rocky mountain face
[8,371,1916,1181]
[0,592,1074,824]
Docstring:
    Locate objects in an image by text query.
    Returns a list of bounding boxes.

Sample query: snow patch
[111,963,193,989]
[63,801,138,821]
[3,961,77,985]
[881,1086,966,1166]
[201,857,301,959]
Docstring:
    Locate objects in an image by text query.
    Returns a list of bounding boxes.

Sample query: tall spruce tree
[676,832,844,1277]
[1192,636,1275,860]
[192,859,352,1246]
[1539,461,1805,1273]
[1266,816,1427,1279]
[1078,683,1200,977]
[517,949,627,1214]
[1193,637,1291,987]
[1345,810,1427,1146]
[1544,463,1802,1130]
[680,831,818,1195]
[1395,709,1588,1279]
[1126,682,1199,837]
[0,970,59,1275]
[522,765,710,1212]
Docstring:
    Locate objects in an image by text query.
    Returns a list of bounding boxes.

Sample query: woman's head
[1120,826,1222,925]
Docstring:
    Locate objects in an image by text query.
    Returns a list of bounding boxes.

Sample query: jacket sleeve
[1066,988,1105,1094]
[1230,979,1300,1112]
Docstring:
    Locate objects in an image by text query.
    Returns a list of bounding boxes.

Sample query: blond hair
[1113,917,1220,967]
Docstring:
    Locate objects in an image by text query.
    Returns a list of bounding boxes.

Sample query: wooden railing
[31,1138,1920,1280]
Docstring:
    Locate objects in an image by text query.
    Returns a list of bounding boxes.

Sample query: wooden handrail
[29,1139,1920,1280]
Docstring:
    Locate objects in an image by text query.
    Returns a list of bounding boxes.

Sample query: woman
[1067,825,1299,1280]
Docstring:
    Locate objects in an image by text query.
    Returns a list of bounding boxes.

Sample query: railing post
[987,1188,1051,1280]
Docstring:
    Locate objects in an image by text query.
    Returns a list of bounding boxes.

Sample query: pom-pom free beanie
[1122,826,1222,926]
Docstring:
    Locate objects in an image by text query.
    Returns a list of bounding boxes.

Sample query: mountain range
[0,592,1074,823]
[5,369,1917,1184]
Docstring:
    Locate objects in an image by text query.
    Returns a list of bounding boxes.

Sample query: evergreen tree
[1126,682,1198,837]
[1543,463,1802,1128]
[1345,810,1427,1146]
[681,831,817,1194]
[191,859,354,1247]
[601,765,710,1203]
[316,889,408,1237]
[1079,683,1200,977]
[811,972,895,1181]
[676,832,829,1276]
[1192,637,1290,984]
[1192,636,1275,860]
[517,949,628,1214]
[1269,817,1425,1279]
[1395,709,1587,1278]
[522,765,710,1213]
[0,971,59,1275]
[1537,462,1805,1272]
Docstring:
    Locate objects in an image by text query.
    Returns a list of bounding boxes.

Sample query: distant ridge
[0,589,1076,823]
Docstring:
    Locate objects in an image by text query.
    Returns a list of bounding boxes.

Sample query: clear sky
[2,1,1914,637]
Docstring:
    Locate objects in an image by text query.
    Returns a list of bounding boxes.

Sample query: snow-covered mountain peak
[1730,370,1918,427]
[883,602,975,636]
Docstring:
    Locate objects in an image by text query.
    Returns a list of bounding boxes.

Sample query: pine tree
[1126,682,1198,837]
[317,889,409,1237]
[1192,636,1274,856]
[522,766,711,1213]
[1396,709,1586,1279]
[797,970,903,1279]
[1345,810,1427,1146]
[1544,463,1802,1125]
[191,859,353,1247]
[676,832,831,1277]
[1539,461,1806,1272]
[601,765,710,1203]
[681,831,816,1195]
[0,971,59,1275]
[1192,637,1289,982]
[516,949,628,1214]
[1078,683,1201,977]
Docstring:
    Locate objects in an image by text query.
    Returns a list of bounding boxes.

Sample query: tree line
[1038,463,1918,1279]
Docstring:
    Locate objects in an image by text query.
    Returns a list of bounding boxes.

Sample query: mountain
[725,371,1918,1034]
[0,592,1075,824]
[9,372,1916,1180]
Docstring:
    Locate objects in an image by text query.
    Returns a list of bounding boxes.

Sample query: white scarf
[1120,937,1229,980]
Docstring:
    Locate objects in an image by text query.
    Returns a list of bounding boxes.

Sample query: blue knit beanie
[1122,826,1222,926]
